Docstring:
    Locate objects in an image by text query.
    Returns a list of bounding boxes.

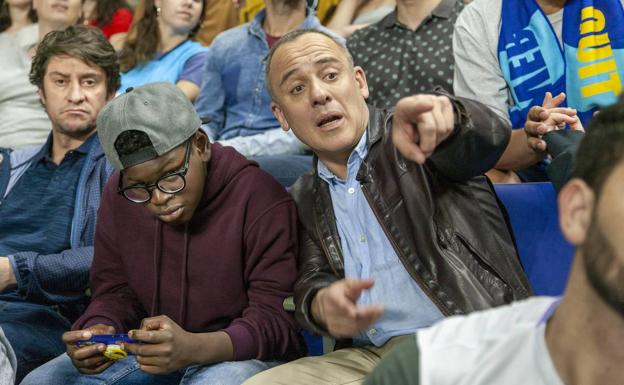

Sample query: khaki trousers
[242,335,412,385]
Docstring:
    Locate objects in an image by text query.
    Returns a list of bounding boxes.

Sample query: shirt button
[347,187,355,194]
[360,234,366,243]
[369,328,377,335]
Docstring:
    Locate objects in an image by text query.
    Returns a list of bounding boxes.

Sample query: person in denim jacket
[0,26,117,382]
[195,0,342,186]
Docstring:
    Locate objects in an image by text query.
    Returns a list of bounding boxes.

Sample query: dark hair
[0,0,38,33]
[264,28,352,98]
[573,94,624,195]
[119,0,206,72]
[93,0,130,28]
[29,25,121,94]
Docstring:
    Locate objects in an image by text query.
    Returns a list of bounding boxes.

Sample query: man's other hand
[311,278,384,338]
[0,257,16,292]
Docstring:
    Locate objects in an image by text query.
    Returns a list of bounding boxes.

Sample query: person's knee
[20,353,73,385]
[241,363,294,385]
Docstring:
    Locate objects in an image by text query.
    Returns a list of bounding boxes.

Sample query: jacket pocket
[451,232,512,305]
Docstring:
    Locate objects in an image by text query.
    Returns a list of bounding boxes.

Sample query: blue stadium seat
[494,182,575,296]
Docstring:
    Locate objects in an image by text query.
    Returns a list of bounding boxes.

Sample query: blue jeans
[21,353,281,385]
[251,155,313,188]
[0,298,70,383]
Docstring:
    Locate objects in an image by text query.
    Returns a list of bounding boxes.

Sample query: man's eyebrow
[279,56,342,88]
[47,71,69,77]
[280,67,300,88]
[48,70,103,78]
[316,57,341,67]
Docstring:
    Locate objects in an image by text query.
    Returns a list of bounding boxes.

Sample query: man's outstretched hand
[392,95,455,164]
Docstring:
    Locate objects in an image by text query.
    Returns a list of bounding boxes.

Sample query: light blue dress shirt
[317,132,443,347]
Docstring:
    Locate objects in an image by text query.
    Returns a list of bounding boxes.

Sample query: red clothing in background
[88,7,133,38]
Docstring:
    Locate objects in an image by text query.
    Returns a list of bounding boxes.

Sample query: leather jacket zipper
[360,184,451,317]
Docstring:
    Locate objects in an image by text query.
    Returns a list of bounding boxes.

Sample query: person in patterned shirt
[346,0,463,109]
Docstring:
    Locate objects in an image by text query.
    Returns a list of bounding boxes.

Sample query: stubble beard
[582,213,624,318]
[54,121,97,141]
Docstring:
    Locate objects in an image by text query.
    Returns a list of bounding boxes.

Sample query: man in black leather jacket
[243,29,532,385]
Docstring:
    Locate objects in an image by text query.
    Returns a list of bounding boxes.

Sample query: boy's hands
[63,324,116,374]
[124,315,196,374]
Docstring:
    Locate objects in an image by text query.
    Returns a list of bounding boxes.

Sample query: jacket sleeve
[293,228,339,337]
[426,94,512,182]
[72,183,146,332]
[194,42,225,140]
[8,248,93,305]
[222,196,306,361]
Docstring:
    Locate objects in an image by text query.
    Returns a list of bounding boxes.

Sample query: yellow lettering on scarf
[577,6,622,98]
[580,6,605,35]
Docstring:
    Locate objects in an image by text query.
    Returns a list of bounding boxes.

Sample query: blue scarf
[498,0,624,128]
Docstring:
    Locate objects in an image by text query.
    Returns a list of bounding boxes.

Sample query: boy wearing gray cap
[23,82,305,385]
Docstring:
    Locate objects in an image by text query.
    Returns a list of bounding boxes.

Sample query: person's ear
[271,102,290,132]
[38,88,46,108]
[354,66,369,100]
[559,178,594,246]
[194,129,211,162]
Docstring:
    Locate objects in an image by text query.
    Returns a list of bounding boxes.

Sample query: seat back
[494,182,574,296]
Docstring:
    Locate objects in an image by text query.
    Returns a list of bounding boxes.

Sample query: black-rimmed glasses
[117,140,192,204]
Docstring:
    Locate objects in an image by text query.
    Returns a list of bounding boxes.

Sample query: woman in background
[83,0,133,50]
[0,0,36,34]
[118,0,208,101]
[0,0,38,48]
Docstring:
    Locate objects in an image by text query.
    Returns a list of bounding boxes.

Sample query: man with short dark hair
[243,29,531,385]
[23,82,305,385]
[0,25,118,382]
[365,95,624,385]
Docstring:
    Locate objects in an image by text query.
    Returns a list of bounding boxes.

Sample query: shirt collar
[73,132,97,155]
[382,0,455,29]
[35,132,97,164]
[249,7,319,39]
[317,131,368,185]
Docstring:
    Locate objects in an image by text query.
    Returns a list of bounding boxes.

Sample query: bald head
[265,29,353,99]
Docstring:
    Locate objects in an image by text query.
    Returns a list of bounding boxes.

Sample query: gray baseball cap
[97,82,201,170]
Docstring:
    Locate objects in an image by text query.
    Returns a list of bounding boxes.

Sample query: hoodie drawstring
[179,223,189,327]
[150,220,189,327]
[151,221,163,317]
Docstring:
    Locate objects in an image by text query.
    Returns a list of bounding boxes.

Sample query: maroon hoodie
[74,144,306,360]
